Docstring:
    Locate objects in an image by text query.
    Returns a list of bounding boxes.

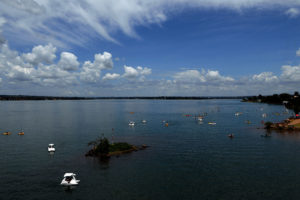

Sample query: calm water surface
[1,100,300,200]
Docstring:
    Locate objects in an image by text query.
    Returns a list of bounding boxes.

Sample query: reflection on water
[0,99,300,200]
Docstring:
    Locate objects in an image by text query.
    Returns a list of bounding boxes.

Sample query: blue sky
[0,0,300,96]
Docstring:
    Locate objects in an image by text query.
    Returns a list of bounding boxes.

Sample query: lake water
[1,99,300,200]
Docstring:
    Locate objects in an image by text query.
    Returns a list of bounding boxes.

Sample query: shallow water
[1,99,300,200]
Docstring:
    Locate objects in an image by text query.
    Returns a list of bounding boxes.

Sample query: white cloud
[174,70,205,82]
[285,8,300,18]
[1,1,300,46]
[123,65,139,79]
[102,73,120,80]
[123,65,151,80]
[58,52,80,71]
[94,52,113,70]
[252,72,278,82]
[1,40,300,96]
[137,66,152,75]
[22,44,56,65]
[6,65,35,81]
[79,52,114,83]
[174,69,234,83]
[281,65,300,81]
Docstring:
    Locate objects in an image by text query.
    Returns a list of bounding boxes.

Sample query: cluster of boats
[47,144,80,186]
[128,119,147,126]
[2,131,24,135]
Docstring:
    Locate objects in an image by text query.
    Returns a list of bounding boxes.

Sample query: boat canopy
[64,173,76,177]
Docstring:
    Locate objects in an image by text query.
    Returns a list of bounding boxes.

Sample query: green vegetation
[86,136,142,158]
[109,142,133,152]
[244,91,300,114]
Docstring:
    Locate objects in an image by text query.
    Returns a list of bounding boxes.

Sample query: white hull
[48,148,55,152]
[61,180,80,186]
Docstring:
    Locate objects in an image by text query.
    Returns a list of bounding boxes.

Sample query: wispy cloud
[1,0,300,47]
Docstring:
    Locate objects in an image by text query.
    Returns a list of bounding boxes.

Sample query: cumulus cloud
[79,52,113,83]
[123,65,152,80]
[174,69,234,83]
[280,65,300,81]
[22,44,56,65]
[0,42,118,88]
[94,52,113,70]
[102,73,120,80]
[285,8,300,18]
[58,52,80,71]
[1,1,300,46]
[1,39,300,96]
[252,72,278,82]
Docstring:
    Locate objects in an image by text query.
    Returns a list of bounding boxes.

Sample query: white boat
[235,112,242,116]
[61,173,80,186]
[197,117,203,121]
[142,120,147,123]
[129,121,135,126]
[262,113,267,118]
[48,144,55,152]
[208,122,216,125]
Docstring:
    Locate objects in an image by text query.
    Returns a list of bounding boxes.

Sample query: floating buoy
[18,132,24,135]
[2,132,11,135]
[165,122,169,127]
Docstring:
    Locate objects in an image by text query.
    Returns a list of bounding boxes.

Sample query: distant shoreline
[0,95,249,101]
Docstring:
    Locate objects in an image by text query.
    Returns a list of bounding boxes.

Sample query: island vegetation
[85,136,148,159]
[243,92,300,131]
[243,91,300,115]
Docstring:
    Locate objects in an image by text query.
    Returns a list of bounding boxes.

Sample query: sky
[0,0,300,96]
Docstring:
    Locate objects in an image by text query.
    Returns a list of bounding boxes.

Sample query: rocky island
[85,136,148,159]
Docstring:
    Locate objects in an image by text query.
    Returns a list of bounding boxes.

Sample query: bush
[109,142,133,152]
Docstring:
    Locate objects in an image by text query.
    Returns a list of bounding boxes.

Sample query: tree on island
[86,135,149,159]
[87,135,110,156]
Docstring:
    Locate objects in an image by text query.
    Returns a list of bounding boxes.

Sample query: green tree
[96,137,110,154]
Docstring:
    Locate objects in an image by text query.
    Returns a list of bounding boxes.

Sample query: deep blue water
[1,99,300,200]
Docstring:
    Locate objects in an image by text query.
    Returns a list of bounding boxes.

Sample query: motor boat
[48,144,55,152]
[235,112,242,116]
[197,116,203,121]
[61,173,80,186]
[208,122,216,125]
[18,131,24,135]
[2,132,11,135]
[129,121,135,126]
[228,134,234,138]
[142,120,147,123]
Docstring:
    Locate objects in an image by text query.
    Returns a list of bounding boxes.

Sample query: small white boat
[197,117,203,121]
[262,113,267,118]
[48,144,55,152]
[142,120,147,123]
[235,112,242,116]
[61,173,80,186]
[208,122,216,125]
[129,121,135,126]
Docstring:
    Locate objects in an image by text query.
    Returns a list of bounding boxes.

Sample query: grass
[109,142,133,152]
